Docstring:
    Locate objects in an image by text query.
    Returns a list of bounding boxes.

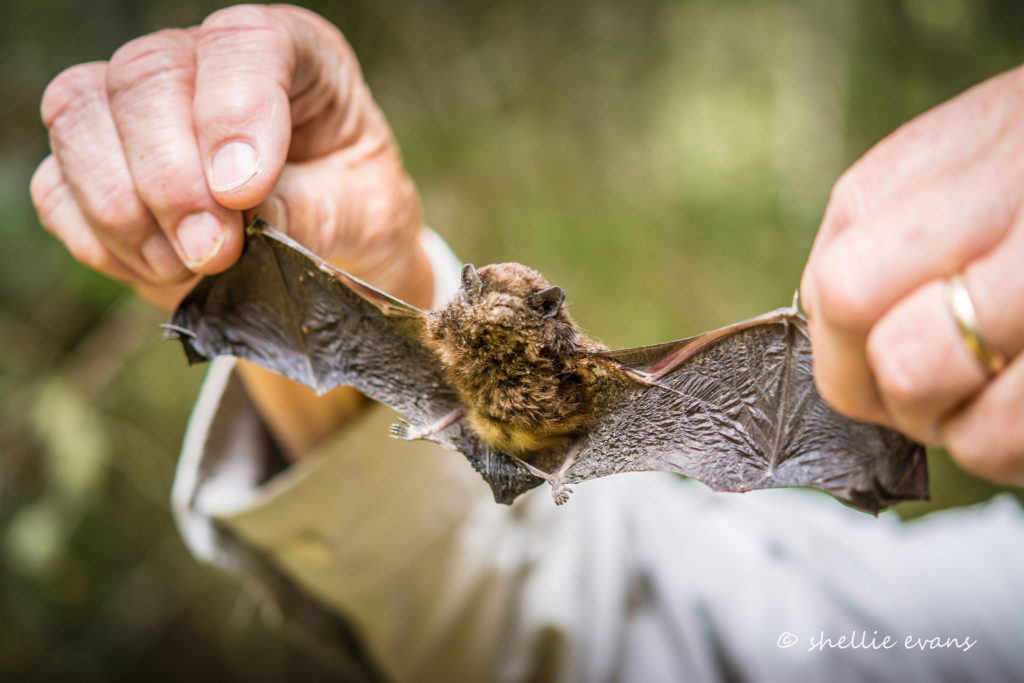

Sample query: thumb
[192,6,371,211]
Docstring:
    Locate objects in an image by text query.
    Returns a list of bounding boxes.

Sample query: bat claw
[551,483,573,506]
[389,419,416,440]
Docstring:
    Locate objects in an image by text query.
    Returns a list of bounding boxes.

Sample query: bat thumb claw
[161,323,196,339]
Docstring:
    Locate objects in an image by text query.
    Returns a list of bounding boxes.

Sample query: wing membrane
[166,219,541,503]
[573,313,928,513]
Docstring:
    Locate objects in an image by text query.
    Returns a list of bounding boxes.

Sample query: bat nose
[492,303,515,321]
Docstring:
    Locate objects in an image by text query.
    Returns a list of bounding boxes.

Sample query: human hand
[31,4,426,312]
[800,66,1024,486]
[31,4,432,459]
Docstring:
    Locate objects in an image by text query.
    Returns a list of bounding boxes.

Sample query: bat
[166,219,928,513]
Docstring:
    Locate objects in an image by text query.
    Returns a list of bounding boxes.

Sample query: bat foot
[389,408,466,442]
[513,458,573,504]
[551,482,573,506]
[389,419,418,440]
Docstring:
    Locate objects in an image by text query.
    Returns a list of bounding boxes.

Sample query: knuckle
[812,245,876,332]
[88,188,152,245]
[825,168,867,228]
[107,30,193,100]
[192,7,296,132]
[196,6,293,89]
[799,271,817,319]
[29,157,62,220]
[866,330,929,408]
[53,161,155,244]
[195,85,274,132]
[130,143,205,208]
[949,434,1024,485]
[944,377,1024,485]
[85,251,132,283]
[947,435,983,474]
[41,62,106,128]
[67,239,107,272]
[200,4,279,43]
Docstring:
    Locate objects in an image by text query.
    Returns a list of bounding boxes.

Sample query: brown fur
[425,263,615,456]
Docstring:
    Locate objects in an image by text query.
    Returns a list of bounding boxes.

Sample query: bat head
[462,262,567,326]
[427,262,578,365]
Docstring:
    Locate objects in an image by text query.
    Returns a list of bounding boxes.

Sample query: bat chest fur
[446,341,597,454]
[425,304,617,457]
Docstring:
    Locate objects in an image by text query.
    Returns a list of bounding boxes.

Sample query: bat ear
[527,286,565,320]
[461,264,483,302]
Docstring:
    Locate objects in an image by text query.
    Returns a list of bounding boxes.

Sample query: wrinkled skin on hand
[31,5,432,459]
[801,65,1024,486]
[31,3,423,312]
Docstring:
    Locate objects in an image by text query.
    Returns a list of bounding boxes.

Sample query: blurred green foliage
[1,0,1022,680]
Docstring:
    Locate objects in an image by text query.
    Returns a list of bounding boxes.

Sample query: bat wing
[572,305,928,513]
[166,219,540,503]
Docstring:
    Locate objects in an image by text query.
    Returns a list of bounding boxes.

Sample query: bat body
[167,220,928,513]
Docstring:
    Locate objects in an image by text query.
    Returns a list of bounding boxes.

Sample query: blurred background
[1,0,1022,680]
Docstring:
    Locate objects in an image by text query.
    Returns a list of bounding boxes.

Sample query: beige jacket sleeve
[172,231,1024,683]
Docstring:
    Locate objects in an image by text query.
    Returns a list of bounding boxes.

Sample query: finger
[806,319,893,427]
[865,218,1024,442]
[808,67,1024,253]
[962,212,1024,363]
[865,280,985,443]
[812,167,1014,336]
[802,65,1024,319]
[33,154,198,311]
[191,5,297,208]
[106,28,243,273]
[282,7,392,161]
[31,155,137,283]
[193,5,387,208]
[941,352,1024,486]
[802,167,1016,423]
[40,62,187,283]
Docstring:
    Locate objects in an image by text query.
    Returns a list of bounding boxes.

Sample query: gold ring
[944,274,1006,376]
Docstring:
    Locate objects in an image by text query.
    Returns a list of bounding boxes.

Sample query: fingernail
[210,140,258,191]
[177,212,226,267]
[260,195,288,231]
[141,232,187,281]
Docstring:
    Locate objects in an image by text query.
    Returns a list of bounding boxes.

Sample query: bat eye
[527,286,564,320]
[461,264,483,303]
